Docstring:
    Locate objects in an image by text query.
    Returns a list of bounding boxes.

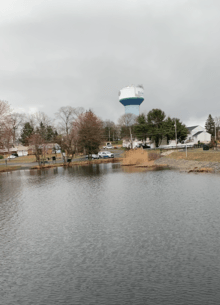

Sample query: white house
[122,138,154,148]
[186,125,211,144]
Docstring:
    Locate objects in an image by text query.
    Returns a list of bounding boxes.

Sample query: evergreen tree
[163,117,188,144]
[133,114,148,141]
[36,122,46,140]
[46,125,57,142]
[205,114,215,136]
[146,109,166,147]
[19,122,34,146]
[35,122,57,142]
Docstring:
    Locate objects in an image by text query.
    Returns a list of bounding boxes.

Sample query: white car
[98,151,114,158]
[85,154,99,159]
[103,145,113,149]
[7,155,17,159]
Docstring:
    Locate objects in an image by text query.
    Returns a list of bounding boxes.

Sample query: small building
[28,143,61,155]
[186,125,211,144]
[14,145,29,156]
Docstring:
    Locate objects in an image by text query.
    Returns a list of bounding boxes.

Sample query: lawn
[167,148,220,162]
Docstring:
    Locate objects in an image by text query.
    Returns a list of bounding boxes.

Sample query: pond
[0,164,220,305]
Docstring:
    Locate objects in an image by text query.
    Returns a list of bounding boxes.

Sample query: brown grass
[121,149,160,167]
[0,165,21,172]
[167,149,220,162]
[148,151,161,161]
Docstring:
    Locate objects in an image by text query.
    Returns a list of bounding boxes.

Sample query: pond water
[1,164,220,305]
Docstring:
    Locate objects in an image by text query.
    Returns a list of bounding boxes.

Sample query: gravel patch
[155,157,220,173]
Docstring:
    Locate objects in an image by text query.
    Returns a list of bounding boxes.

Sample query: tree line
[117,109,188,147]
[0,99,191,163]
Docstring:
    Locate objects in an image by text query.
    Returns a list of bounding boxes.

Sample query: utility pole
[175,119,177,147]
[215,122,216,141]
[108,127,110,142]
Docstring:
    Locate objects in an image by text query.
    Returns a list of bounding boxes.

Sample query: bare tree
[118,113,137,148]
[0,101,12,150]
[0,100,10,123]
[118,113,137,127]
[26,113,37,129]
[29,133,45,166]
[55,131,76,165]
[214,116,220,140]
[55,106,84,135]
[1,120,13,154]
[76,110,103,156]
[103,120,116,142]
[34,111,52,127]
[10,112,26,144]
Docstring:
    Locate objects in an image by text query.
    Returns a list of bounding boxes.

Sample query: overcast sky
[1,0,220,126]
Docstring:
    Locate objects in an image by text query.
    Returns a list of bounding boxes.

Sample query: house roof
[0,148,17,153]
[14,145,29,151]
[193,131,203,137]
[187,125,198,131]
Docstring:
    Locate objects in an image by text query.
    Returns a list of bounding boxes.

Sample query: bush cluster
[0,155,4,159]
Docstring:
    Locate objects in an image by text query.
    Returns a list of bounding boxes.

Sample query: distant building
[119,85,144,116]
[0,145,28,156]
[186,125,211,143]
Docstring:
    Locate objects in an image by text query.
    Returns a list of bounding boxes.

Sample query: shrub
[148,152,160,161]
[0,155,3,159]
[203,145,209,151]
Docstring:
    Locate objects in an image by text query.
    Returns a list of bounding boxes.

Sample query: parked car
[7,155,17,159]
[85,154,99,159]
[103,145,113,149]
[98,151,114,158]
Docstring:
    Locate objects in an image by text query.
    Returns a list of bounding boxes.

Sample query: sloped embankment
[155,157,216,173]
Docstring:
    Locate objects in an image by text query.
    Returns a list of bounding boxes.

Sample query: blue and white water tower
[119,85,144,116]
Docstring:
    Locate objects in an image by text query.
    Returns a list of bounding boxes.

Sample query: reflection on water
[121,165,170,173]
[1,164,220,305]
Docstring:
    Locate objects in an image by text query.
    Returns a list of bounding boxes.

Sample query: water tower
[119,85,144,116]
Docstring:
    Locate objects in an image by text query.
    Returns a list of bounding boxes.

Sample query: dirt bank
[155,157,220,173]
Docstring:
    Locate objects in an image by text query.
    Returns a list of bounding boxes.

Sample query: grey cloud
[1,0,220,125]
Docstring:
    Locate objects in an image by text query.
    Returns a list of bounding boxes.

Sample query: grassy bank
[167,148,220,162]
[0,165,21,172]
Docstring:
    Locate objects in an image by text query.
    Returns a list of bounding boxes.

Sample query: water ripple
[1,165,220,304]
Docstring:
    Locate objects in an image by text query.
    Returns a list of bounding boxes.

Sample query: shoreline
[0,158,123,173]
[1,155,220,174]
[154,157,220,173]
